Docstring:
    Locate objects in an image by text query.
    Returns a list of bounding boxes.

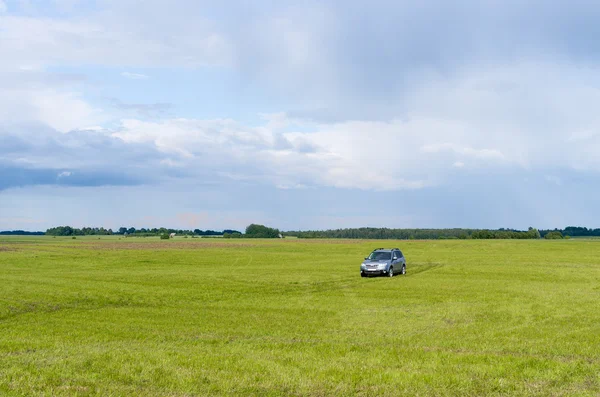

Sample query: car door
[393,250,401,269]
[398,250,405,268]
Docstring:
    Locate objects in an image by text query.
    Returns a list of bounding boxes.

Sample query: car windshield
[368,252,391,260]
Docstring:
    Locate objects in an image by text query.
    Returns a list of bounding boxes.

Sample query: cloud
[212,1,600,122]
[4,169,600,231]
[109,99,172,119]
[3,60,600,194]
[2,0,600,229]
[90,61,598,192]
[0,0,7,14]
[0,124,174,191]
[0,163,143,191]
[5,59,600,193]
[0,69,103,133]
[421,143,506,161]
[121,72,149,80]
[0,8,231,70]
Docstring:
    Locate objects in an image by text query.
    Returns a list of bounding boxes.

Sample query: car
[360,248,406,277]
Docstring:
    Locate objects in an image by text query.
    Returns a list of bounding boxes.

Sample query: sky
[1,0,600,231]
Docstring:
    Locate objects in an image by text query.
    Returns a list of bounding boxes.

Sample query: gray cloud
[0,164,143,191]
[3,168,600,230]
[220,0,600,121]
[0,123,183,190]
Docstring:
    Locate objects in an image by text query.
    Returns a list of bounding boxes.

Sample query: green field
[1,237,599,396]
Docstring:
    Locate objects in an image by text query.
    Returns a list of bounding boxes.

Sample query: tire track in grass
[408,262,446,276]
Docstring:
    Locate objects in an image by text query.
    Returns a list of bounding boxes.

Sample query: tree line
[0,230,45,235]
[44,226,241,237]
[284,226,600,239]
[3,225,598,240]
[539,226,600,238]
[43,224,281,238]
[284,227,544,240]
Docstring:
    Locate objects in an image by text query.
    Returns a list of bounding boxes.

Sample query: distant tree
[471,230,494,239]
[285,227,542,240]
[46,226,75,236]
[545,231,564,239]
[245,224,280,238]
[0,230,45,235]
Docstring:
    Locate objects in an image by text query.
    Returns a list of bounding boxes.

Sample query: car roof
[372,248,399,252]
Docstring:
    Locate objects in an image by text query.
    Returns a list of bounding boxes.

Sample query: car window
[398,251,404,258]
[368,251,391,260]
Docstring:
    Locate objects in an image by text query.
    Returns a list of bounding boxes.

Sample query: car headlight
[378,263,387,269]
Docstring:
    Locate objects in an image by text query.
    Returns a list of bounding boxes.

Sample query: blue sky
[1,0,600,231]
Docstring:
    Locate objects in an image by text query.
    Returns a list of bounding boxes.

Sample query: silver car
[360,248,406,278]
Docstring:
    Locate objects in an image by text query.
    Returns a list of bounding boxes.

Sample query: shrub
[545,231,564,239]
[160,234,170,240]
[244,224,280,238]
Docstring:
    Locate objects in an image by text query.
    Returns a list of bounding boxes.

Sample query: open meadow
[1,236,599,396]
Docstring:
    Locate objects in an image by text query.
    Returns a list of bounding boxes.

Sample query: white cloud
[421,143,506,161]
[58,171,72,177]
[104,115,497,191]
[3,60,600,193]
[0,83,104,133]
[93,61,600,191]
[121,72,149,80]
[0,12,231,70]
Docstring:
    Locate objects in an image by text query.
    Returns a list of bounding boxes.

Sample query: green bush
[245,224,280,238]
[160,234,170,240]
[545,231,564,239]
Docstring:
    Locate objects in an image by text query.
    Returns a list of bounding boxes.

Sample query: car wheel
[401,265,406,275]
[361,273,366,278]
[388,267,394,277]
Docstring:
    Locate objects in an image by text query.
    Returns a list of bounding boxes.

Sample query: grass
[0,236,599,396]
